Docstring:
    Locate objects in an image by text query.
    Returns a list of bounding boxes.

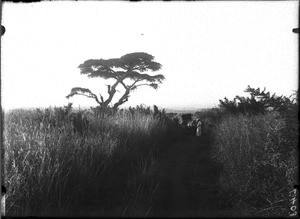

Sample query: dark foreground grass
[3,105,298,217]
[2,106,181,217]
[211,110,298,217]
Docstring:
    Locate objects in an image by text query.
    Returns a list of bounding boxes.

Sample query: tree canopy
[66,52,165,109]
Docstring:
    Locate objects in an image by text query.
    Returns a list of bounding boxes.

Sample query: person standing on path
[186,118,203,137]
[196,118,203,137]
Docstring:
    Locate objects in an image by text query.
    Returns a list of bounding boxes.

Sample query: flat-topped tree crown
[78,52,162,77]
[67,52,165,109]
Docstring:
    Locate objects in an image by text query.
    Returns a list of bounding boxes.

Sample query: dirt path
[151,135,233,217]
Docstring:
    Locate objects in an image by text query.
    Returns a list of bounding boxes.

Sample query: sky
[1,1,298,111]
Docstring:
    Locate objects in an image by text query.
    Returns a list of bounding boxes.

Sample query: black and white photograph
[0,0,299,217]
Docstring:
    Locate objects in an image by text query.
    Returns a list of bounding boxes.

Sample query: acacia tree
[66,52,165,109]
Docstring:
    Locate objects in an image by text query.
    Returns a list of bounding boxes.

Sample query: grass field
[2,105,182,217]
[210,110,298,217]
[2,102,298,217]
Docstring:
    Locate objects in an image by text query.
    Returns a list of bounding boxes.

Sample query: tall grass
[194,108,227,142]
[211,111,298,216]
[3,106,177,217]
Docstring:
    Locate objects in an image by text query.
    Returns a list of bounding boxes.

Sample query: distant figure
[186,118,203,137]
[195,118,203,137]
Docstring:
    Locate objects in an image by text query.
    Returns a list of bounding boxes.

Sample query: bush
[219,86,297,115]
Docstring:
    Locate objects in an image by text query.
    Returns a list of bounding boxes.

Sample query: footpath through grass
[2,103,298,217]
[151,109,298,217]
[150,135,233,217]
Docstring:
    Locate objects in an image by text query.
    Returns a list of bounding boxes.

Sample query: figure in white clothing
[186,118,203,137]
[195,118,202,137]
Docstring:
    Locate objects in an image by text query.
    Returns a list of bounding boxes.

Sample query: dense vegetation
[208,86,298,217]
[3,104,182,217]
[2,86,298,217]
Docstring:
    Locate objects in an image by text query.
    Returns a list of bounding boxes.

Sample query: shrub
[219,86,297,115]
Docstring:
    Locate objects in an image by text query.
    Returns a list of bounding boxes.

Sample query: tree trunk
[113,88,130,109]
[103,74,129,107]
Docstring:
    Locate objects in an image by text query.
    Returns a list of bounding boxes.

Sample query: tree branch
[129,79,141,88]
[100,94,104,103]
[66,87,103,105]
[107,85,111,93]
[134,83,149,87]
[118,79,141,91]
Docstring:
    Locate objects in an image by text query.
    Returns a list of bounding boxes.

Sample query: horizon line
[1,104,216,112]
